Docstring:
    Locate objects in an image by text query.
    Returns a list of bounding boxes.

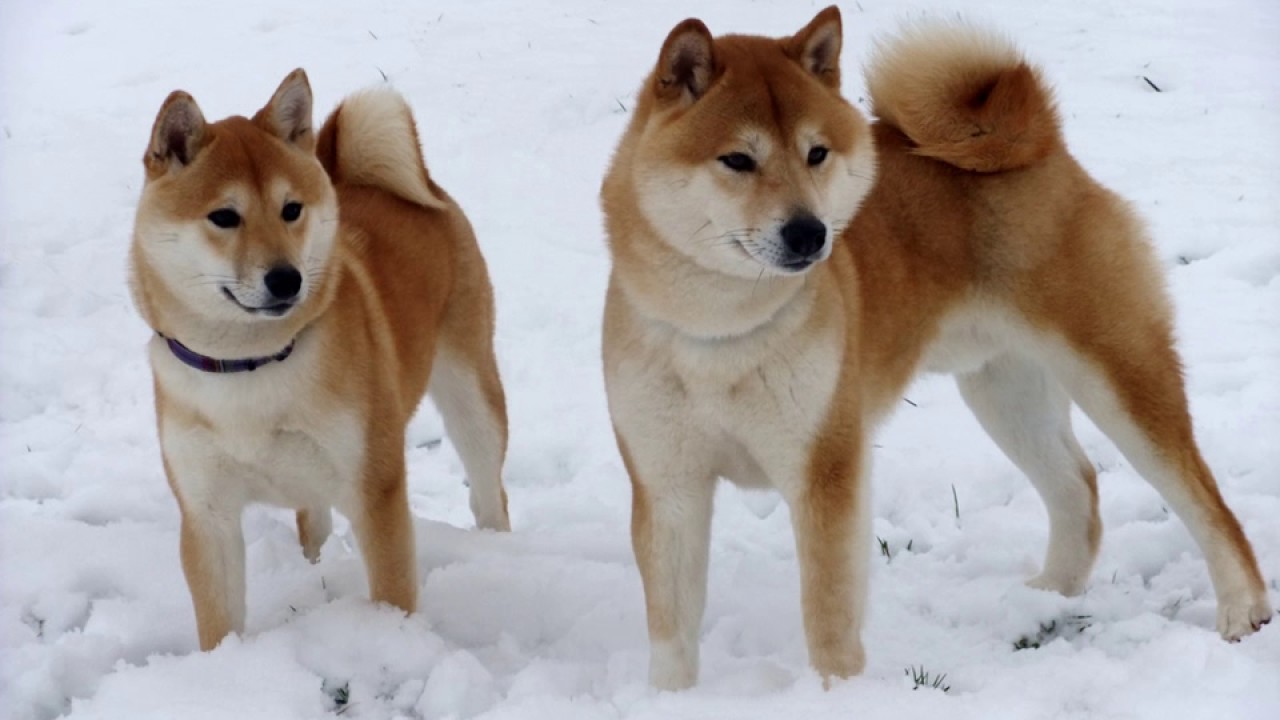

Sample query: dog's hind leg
[428,250,510,532]
[429,343,509,532]
[957,353,1100,596]
[296,507,332,563]
[424,216,510,532]
[1045,335,1272,640]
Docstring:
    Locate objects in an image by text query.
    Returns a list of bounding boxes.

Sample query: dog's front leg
[161,436,248,651]
[349,441,418,615]
[614,423,716,692]
[787,432,870,683]
[176,499,247,651]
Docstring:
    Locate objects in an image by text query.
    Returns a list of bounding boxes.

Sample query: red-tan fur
[601,8,1271,689]
[130,70,509,651]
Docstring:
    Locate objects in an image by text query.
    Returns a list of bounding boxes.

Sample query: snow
[1,0,1277,717]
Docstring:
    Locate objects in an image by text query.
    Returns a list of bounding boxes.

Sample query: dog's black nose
[780,214,827,258]
[264,265,302,300]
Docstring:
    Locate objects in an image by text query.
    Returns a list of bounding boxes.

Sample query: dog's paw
[475,514,511,532]
[472,505,510,532]
[650,641,698,692]
[811,640,866,688]
[469,488,510,532]
[471,489,509,530]
[1025,571,1087,597]
[1217,593,1274,641]
[297,508,332,563]
[301,540,323,564]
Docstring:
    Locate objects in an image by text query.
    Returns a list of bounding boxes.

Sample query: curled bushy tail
[316,88,447,209]
[866,23,1061,172]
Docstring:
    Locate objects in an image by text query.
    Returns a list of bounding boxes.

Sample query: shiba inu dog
[601,7,1271,689]
[130,70,510,650]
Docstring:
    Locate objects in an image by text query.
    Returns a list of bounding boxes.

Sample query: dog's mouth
[732,238,823,276]
[779,258,815,273]
[222,287,296,317]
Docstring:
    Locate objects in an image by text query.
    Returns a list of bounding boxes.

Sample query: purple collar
[159,333,295,373]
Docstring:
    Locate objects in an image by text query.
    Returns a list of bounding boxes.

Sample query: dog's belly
[715,435,772,489]
[918,307,1011,376]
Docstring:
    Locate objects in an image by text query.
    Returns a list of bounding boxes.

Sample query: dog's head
[626,6,875,279]
[131,70,338,328]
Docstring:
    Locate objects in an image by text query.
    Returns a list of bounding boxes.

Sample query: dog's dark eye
[207,209,241,229]
[718,153,756,173]
[281,201,303,222]
[807,146,829,167]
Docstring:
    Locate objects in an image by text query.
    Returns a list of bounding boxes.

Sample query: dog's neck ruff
[630,273,814,345]
[159,332,295,374]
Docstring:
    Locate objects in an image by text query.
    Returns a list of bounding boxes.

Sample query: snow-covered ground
[2,0,1277,717]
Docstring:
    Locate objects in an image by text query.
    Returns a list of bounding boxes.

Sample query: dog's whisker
[702,227,760,245]
[685,219,713,242]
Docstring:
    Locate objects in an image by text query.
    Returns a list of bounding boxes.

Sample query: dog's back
[314,88,467,413]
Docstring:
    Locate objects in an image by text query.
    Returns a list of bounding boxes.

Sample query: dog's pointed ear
[788,6,843,89]
[255,68,315,152]
[654,19,718,104]
[146,91,208,173]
